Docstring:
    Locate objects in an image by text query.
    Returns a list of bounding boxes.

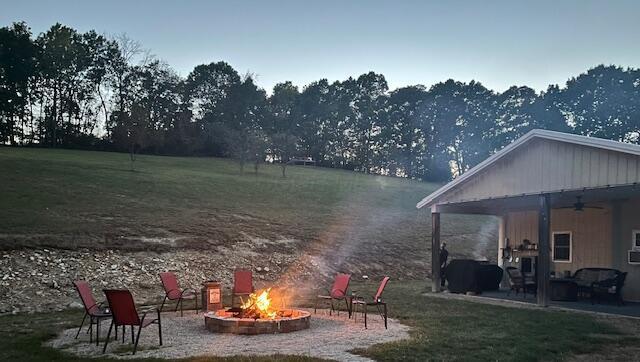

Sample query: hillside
[0,147,497,313]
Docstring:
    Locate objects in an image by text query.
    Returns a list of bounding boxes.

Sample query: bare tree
[272,132,298,177]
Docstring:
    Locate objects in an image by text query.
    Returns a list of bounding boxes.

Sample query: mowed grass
[0,147,495,259]
[0,281,635,362]
[1,147,398,234]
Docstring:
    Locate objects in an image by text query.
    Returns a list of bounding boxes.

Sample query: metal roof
[416,129,640,209]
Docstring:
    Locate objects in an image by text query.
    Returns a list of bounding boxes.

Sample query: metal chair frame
[351,276,390,329]
[102,289,162,355]
[73,280,115,346]
[314,273,352,317]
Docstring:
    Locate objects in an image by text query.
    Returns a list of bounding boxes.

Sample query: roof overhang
[417,129,640,210]
[431,183,640,215]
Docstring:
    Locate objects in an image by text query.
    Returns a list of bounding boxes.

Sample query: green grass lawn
[0,147,496,263]
[0,147,433,233]
[0,281,636,362]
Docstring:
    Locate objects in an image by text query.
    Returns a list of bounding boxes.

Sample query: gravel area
[48,308,411,361]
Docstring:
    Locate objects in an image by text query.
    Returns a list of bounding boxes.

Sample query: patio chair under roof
[506,267,536,298]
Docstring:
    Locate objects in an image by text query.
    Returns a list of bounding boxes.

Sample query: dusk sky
[2,0,639,93]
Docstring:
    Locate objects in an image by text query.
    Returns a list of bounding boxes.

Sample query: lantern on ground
[202,281,222,312]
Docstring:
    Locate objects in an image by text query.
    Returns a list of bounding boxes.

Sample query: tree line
[2,22,640,180]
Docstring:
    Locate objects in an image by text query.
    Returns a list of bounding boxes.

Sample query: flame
[240,288,278,319]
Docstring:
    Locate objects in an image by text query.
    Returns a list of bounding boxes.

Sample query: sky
[2,0,640,94]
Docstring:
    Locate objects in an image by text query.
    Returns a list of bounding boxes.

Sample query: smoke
[472,219,499,261]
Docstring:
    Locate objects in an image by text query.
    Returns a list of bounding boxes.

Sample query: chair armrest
[138,305,157,315]
[593,277,618,288]
[140,306,161,323]
[180,288,197,296]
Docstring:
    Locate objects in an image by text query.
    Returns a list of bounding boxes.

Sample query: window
[633,230,640,250]
[552,232,572,263]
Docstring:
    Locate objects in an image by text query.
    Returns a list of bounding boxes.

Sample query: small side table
[550,279,578,301]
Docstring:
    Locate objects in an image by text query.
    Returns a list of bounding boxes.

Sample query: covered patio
[417,129,640,308]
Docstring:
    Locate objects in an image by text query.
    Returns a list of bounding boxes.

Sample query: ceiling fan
[558,196,604,211]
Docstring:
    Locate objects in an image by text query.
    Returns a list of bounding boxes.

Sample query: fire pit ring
[204,309,311,334]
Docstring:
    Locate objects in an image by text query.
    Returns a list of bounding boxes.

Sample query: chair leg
[102,320,114,354]
[89,317,93,344]
[96,318,100,346]
[353,303,357,323]
[313,298,318,314]
[75,312,87,339]
[133,325,143,355]
[345,298,351,318]
[180,297,184,317]
[195,294,199,314]
[160,295,167,313]
[158,315,163,346]
[122,325,125,343]
[131,325,135,344]
[364,304,368,329]
[383,303,388,329]
[329,299,334,316]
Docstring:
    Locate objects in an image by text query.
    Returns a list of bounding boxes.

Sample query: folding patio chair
[159,272,198,316]
[314,273,352,316]
[352,276,389,329]
[73,280,114,346]
[231,269,254,307]
[102,289,162,355]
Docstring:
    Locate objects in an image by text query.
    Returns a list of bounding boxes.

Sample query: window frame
[552,231,572,263]
[632,230,640,250]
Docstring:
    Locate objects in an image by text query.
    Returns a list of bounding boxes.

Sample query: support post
[431,211,441,292]
[611,200,623,270]
[537,194,551,306]
[497,215,506,268]
[497,215,507,288]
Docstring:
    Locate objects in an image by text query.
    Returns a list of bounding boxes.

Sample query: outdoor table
[550,278,578,301]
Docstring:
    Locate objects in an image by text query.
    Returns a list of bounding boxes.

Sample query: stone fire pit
[204,308,311,334]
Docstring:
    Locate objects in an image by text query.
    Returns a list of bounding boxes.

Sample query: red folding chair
[232,269,254,307]
[352,276,389,329]
[73,280,113,346]
[159,272,198,316]
[102,289,162,355]
[314,273,352,316]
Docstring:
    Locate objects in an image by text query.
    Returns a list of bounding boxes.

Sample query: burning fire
[240,288,278,319]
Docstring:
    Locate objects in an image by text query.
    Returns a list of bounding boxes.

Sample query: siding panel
[444,139,640,204]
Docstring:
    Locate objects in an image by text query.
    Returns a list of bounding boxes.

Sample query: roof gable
[417,129,640,209]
